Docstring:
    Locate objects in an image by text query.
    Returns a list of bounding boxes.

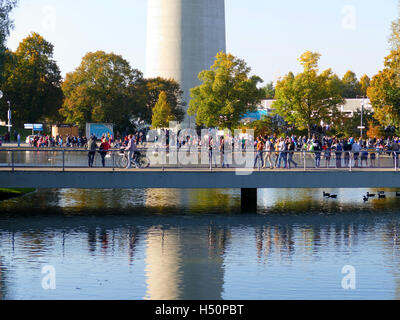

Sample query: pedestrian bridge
[1,147,400,189]
[1,168,400,190]
[1,148,400,211]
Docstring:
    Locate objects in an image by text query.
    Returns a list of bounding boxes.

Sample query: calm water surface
[1,188,400,300]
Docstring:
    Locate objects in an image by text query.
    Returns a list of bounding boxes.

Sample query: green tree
[60,51,143,132]
[0,32,63,126]
[341,70,362,98]
[273,51,344,138]
[188,52,264,129]
[0,0,17,83]
[367,49,400,132]
[338,109,374,138]
[246,115,285,137]
[151,91,175,128]
[134,77,185,124]
[262,81,275,99]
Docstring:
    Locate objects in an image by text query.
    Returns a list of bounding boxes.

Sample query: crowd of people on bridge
[27,134,107,148]
[6,126,400,170]
[86,133,144,168]
[80,132,400,170]
[253,135,400,169]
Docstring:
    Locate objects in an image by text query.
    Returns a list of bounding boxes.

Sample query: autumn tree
[60,51,143,132]
[151,91,175,128]
[188,52,265,129]
[273,51,344,138]
[134,77,185,124]
[0,33,63,126]
[0,0,17,83]
[389,18,400,51]
[367,120,384,139]
[367,49,400,132]
[359,74,371,96]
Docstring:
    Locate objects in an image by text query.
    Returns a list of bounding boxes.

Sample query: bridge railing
[0,148,399,172]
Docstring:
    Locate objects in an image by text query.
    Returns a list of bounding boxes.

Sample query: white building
[146,0,226,128]
[259,98,373,118]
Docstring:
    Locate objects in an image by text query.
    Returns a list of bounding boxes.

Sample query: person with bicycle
[125,135,140,169]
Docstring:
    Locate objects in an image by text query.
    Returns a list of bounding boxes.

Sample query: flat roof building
[259,98,372,116]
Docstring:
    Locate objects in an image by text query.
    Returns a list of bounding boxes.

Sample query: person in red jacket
[99,138,111,168]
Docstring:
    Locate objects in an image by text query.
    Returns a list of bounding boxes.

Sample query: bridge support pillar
[241,188,257,212]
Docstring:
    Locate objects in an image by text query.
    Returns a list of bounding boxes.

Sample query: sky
[6,0,400,84]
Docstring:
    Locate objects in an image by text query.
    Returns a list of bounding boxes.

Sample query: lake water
[1,188,400,300]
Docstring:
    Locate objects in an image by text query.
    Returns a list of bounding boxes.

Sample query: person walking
[343,139,351,167]
[17,133,21,147]
[87,136,98,168]
[360,142,369,168]
[99,138,111,168]
[368,140,376,168]
[253,136,264,169]
[333,139,342,168]
[287,138,298,169]
[323,143,331,168]
[392,139,400,168]
[219,136,229,168]
[125,134,138,169]
[352,139,361,168]
[313,139,322,168]
[208,137,217,168]
[277,138,287,169]
[264,138,274,169]
[274,138,280,168]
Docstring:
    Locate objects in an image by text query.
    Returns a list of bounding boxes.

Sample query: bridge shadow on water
[1,187,400,222]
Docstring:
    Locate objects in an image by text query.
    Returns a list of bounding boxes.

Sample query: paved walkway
[0,143,29,148]
[2,167,400,189]
[0,167,398,172]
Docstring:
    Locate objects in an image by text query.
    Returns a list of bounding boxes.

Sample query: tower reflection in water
[143,189,231,300]
[144,226,229,300]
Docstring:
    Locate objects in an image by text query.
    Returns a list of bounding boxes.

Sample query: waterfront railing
[0,148,399,172]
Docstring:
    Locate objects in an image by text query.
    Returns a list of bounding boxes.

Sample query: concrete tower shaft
[146,0,226,127]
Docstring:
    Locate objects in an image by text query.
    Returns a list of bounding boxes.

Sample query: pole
[11,150,14,172]
[7,101,11,134]
[112,150,115,172]
[361,97,364,138]
[349,152,352,172]
[162,147,165,172]
[62,149,65,172]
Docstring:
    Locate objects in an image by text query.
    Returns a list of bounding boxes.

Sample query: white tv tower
[146,0,226,128]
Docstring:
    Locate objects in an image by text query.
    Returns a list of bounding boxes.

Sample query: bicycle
[117,149,150,169]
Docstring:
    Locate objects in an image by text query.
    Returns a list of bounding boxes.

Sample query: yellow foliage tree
[151,91,175,129]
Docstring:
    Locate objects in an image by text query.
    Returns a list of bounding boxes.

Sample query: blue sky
[6,0,399,83]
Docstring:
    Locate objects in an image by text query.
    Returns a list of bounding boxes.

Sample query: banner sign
[33,124,43,131]
[86,123,114,139]
[24,124,43,131]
